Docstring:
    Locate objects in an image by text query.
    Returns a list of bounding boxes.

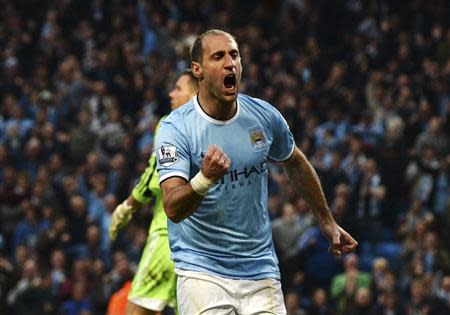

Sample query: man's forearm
[283,148,335,225]
[162,178,204,223]
[160,145,230,223]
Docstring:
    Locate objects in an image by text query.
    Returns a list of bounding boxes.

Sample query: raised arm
[161,145,230,223]
[281,147,358,255]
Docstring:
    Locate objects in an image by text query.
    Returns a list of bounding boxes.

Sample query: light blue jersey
[155,93,295,280]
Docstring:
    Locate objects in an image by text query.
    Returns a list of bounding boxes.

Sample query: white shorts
[176,269,286,315]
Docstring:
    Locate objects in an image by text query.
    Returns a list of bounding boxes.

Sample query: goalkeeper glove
[109,200,135,241]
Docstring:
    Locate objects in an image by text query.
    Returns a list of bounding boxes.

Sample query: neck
[197,86,237,121]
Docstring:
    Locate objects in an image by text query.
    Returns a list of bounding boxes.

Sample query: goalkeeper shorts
[128,233,177,312]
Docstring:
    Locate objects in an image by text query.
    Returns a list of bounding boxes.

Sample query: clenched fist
[201,145,231,181]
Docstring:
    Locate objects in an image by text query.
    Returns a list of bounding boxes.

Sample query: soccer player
[155,29,358,314]
[109,69,198,315]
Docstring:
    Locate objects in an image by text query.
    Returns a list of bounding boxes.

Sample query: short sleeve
[267,108,295,161]
[155,120,191,183]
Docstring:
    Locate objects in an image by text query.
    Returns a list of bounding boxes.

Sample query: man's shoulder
[239,93,279,115]
[238,93,283,126]
[239,93,272,108]
[161,99,196,127]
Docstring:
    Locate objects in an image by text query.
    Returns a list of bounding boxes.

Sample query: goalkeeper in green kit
[109,70,198,315]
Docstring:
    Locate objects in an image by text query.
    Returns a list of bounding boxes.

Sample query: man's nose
[224,54,235,69]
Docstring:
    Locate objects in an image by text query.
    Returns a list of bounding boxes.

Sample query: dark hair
[191,29,236,63]
[180,69,198,88]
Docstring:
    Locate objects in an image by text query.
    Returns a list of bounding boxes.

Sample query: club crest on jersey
[157,145,179,167]
[248,126,267,151]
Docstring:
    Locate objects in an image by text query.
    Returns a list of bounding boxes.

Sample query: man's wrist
[190,171,214,196]
[315,209,335,226]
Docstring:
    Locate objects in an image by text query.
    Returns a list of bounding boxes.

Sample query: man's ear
[192,62,203,80]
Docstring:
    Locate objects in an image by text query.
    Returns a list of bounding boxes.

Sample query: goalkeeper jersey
[132,118,167,235]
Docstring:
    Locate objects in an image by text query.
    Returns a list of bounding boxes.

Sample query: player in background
[109,70,198,315]
[156,29,358,314]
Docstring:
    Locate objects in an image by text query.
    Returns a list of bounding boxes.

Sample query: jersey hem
[175,267,280,281]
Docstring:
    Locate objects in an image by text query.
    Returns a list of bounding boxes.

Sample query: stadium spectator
[330,253,372,315]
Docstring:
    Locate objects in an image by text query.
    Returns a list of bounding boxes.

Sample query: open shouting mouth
[223,73,237,93]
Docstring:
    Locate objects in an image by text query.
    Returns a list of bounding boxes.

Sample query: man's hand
[201,145,230,181]
[320,221,358,255]
[109,200,135,241]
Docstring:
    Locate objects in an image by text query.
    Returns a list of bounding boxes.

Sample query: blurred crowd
[0,0,449,314]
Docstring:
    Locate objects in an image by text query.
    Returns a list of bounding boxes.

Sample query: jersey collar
[193,94,240,125]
